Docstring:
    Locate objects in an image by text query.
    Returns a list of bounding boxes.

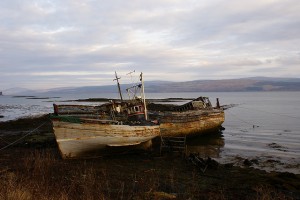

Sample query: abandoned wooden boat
[50,72,160,159]
[50,114,159,158]
[150,96,225,137]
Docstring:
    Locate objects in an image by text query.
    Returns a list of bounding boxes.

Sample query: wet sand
[0,115,299,199]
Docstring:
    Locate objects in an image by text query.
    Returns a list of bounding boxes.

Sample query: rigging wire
[0,136,9,144]
[225,109,260,128]
[0,121,47,151]
[236,105,300,120]
[225,104,300,130]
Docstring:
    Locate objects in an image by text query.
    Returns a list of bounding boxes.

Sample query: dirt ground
[0,115,299,199]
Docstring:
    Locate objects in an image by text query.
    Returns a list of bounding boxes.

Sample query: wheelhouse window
[134,106,139,112]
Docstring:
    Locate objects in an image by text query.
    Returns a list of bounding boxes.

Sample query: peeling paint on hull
[159,109,225,137]
[52,121,160,159]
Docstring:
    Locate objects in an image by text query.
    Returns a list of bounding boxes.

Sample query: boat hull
[51,120,160,158]
[159,109,225,137]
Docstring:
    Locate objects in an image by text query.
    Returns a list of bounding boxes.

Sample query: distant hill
[4,77,300,95]
[2,87,36,95]
[47,77,300,93]
[144,77,300,92]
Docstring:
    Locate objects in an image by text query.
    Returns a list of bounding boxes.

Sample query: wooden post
[216,98,220,108]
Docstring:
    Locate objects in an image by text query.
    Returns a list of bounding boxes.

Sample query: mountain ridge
[2,77,300,95]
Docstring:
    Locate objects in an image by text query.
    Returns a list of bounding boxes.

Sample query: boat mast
[140,72,148,120]
[113,71,123,101]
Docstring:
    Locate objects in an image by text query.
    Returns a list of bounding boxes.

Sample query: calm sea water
[0,91,299,173]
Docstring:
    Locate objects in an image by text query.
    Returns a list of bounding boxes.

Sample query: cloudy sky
[1,0,300,90]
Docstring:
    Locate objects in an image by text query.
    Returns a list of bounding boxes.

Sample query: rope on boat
[0,121,48,151]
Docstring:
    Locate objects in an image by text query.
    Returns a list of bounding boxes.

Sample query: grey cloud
[0,0,299,90]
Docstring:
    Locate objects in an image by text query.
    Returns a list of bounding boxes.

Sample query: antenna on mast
[126,70,135,82]
[113,71,123,101]
[126,70,136,99]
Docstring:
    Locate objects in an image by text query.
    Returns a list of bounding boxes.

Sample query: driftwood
[188,153,219,173]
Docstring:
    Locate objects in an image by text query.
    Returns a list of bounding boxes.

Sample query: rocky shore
[0,115,299,199]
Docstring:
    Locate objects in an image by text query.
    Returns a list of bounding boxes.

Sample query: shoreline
[0,115,299,199]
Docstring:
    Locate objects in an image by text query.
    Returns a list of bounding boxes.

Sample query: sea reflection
[186,133,225,158]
